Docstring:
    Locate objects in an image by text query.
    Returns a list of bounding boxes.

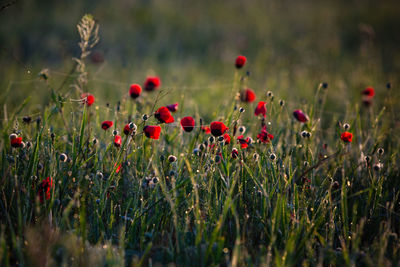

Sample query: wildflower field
[1,0,400,266]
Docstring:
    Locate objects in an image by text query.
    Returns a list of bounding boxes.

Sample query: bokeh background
[1,0,399,119]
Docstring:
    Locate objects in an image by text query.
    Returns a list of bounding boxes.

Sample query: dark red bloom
[155,107,175,124]
[231,148,239,158]
[180,116,195,132]
[37,177,53,203]
[129,84,142,98]
[210,121,229,137]
[362,87,375,97]
[101,121,113,130]
[166,103,179,112]
[144,76,161,91]
[201,126,211,134]
[10,137,23,148]
[237,135,251,149]
[340,132,353,143]
[235,55,247,69]
[257,126,274,143]
[293,109,309,123]
[143,125,162,139]
[223,133,231,144]
[240,89,256,103]
[81,93,95,106]
[114,135,122,147]
[123,124,132,135]
[255,101,267,117]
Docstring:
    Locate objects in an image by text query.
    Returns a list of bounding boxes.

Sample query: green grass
[1,6,400,266]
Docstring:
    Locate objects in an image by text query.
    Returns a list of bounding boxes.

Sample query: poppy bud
[377,148,384,155]
[343,123,350,130]
[166,103,179,112]
[293,109,309,123]
[231,148,239,159]
[332,181,340,190]
[22,116,32,124]
[142,114,148,121]
[269,153,276,161]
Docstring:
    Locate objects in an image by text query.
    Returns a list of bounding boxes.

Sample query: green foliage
[1,4,400,266]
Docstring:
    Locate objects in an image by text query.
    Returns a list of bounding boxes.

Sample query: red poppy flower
[155,107,175,124]
[81,93,95,106]
[231,148,239,158]
[114,135,122,147]
[166,103,178,112]
[180,116,195,132]
[223,133,231,144]
[237,135,251,149]
[143,125,162,139]
[340,132,353,143]
[293,109,309,123]
[200,126,210,134]
[255,101,267,117]
[257,126,274,143]
[235,55,247,69]
[144,76,161,91]
[123,124,132,135]
[362,87,375,97]
[37,177,53,203]
[129,84,142,99]
[101,121,113,130]
[115,163,121,174]
[210,121,229,137]
[240,89,256,103]
[10,137,23,148]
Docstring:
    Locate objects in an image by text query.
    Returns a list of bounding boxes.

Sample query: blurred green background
[1,0,399,118]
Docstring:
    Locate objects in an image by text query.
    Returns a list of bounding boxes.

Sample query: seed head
[9,133,18,140]
[253,153,259,161]
[59,153,68,162]
[168,155,177,163]
[129,122,137,132]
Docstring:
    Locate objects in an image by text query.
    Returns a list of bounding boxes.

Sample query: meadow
[1,0,400,266]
